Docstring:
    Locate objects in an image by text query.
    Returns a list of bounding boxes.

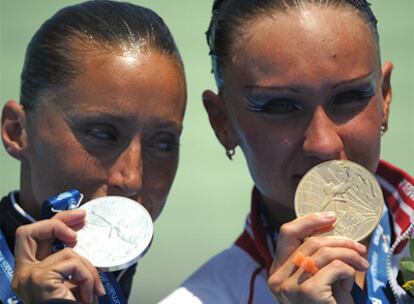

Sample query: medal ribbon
[256,189,394,304]
[43,190,127,304]
[365,204,394,304]
[0,229,22,303]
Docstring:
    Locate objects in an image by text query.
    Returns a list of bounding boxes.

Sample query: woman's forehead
[35,51,186,124]
[227,6,379,86]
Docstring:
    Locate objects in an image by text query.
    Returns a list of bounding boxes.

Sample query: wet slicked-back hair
[206,0,380,88]
[21,0,183,110]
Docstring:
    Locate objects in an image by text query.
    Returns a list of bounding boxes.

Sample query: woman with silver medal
[0,0,186,303]
[162,0,414,303]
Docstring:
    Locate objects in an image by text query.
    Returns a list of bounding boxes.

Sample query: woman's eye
[254,99,302,115]
[89,129,116,140]
[150,134,179,153]
[263,100,300,114]
[153,141,175,151]
[82,125,118,142]
[332,90,373,108]
[245,95,302,115]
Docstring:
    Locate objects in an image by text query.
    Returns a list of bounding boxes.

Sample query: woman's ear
[202,90,238,150]
[1,100,28,160]
[381,61,393,131]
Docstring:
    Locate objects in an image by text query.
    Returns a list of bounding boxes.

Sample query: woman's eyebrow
[242,72,377,93]
[243,85,300,93]
[331,72,377,90]
[151,120,183,132]
[63,112,128,124]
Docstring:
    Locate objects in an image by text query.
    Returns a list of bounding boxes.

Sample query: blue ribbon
[0,190,128,304]
[43,190,127,304]
[99,272,128,304]
[0,229,21,304]
[364,204,394,303]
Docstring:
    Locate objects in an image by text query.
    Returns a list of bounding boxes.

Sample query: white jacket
[161,161,414,304]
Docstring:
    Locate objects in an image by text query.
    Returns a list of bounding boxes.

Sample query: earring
[381,123,388,136]
[226,148,235,160]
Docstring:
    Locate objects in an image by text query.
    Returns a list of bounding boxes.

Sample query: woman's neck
[19,166,42,220]
[261,194,296,232]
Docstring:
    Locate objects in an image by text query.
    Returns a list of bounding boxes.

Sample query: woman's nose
[303,107,344,161]
[107,140,143,197]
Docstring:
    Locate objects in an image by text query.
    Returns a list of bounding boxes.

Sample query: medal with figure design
[294,160,383,241]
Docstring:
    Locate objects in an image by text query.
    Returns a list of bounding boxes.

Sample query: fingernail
[316,211,336,220]
[99,281,106,295]
[362,258,369,269]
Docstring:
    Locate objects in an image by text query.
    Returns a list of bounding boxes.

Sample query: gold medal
[294,160,383,241]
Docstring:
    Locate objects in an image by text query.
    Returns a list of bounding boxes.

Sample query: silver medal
[72,196,153,272]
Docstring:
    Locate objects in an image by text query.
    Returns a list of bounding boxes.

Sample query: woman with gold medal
[162,0,414,303]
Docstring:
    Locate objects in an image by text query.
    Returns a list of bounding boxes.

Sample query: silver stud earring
[381,124,388,136]
[226,148,235,160]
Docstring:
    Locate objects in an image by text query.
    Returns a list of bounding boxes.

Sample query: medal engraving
[294,160,383,241]
[72,196,153,271]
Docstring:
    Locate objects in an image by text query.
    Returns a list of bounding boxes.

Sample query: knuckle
[342,238,355,248]
[330,259,355,276]
[49,218,63,228]
[318,246,333,258]
[30,267,43,279]
[81,268,94,282]
[279,223,292,236]
[279,223,297,237]
[306,236,322,249]
[61,247,75,255]
[298,282,313,296]
[330,259,345,268]
[15,225,29,237]
[268,276,283,291]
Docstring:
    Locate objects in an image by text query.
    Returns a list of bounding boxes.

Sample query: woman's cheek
[343,121,381,173]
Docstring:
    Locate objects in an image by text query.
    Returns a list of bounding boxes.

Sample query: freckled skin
[213,7,392,229]
[18,51,186,220]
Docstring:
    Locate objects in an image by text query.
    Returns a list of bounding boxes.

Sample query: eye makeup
[330,82,377,108]
[243,90,303,115]
[80,124,118,141]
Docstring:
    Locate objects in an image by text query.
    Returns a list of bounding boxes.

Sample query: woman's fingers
[275,212,336,265]
[271,259,356,304]
[307,260,356,304]
[77,256,106,298]
[273,236,366,280]
[311,246,368,272]
[269,216,368,304]
[14,209,86,261]
[268,212,369,304]
[13,247,105,303]
[36,248,105,297]
[12,211,105,303]
[15,220,75,262]
[52,209,86,224]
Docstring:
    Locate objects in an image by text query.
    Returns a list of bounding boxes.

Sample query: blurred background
[1,0,413,303]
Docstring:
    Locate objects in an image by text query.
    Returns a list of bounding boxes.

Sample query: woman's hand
[268,212,368,304]
[12,209,106,304]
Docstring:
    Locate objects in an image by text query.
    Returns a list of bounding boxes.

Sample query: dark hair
[21,0,183,110]
[206,0,379,88]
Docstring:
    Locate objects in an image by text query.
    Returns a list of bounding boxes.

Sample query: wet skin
[6,51,186,220]
[204,6,392,230]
